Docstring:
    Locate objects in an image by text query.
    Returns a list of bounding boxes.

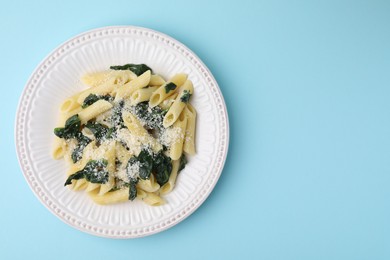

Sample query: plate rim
[15,25,230,239]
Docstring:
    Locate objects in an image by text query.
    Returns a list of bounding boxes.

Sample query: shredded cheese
[127,160,140,180]
[159,126,183,147]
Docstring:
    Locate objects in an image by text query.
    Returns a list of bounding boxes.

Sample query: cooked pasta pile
[52,64,196,206]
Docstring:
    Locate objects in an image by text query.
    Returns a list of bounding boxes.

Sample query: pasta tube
[115,70,151,101]
[183,104,197,155]
[163,80,193,128]
[169,111,188,160]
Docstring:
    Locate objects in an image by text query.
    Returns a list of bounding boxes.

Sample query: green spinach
[125,149,176,199]
[138,150,154,179]
[127,149,153,180]
[71,134,91,163]
[180,90,192,103]
[54,115,81,139]
[178,154,187,173]
[164,82,177,93]
[134,102,166,129]
[110,64,152,76]
[106,127,115,139]
[152,151,172,186]
[85,121,108,141]
[54,115,92,163]
[128,178,138,201]
[82,94,112,108]
[64,159,109,186]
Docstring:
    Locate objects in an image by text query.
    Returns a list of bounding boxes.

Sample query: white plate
[15,26,229,238]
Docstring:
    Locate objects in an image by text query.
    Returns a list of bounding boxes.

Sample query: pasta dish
[52,64,196,206]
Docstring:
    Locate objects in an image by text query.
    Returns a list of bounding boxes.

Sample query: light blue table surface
[1,0,389,259]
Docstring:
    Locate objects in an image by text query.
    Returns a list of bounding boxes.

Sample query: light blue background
[1,0,389,259]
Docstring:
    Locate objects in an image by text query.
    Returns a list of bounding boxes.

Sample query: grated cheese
[159,126,183,147]
[115,167,129,183]
[83,141,110,160]
[127,160,140,180]
[116,128,143,156]
[66,139,77,152]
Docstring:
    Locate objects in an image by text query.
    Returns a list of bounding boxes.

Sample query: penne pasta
[136,188,147,199]
[60,94,81,113]
[169,111,188,160]
[99,141,116,195]
[149,73,187,108]
[73,179,88,191]
[81,71,111,87]
[77,83,115,105]
[142,192,165,206]
[158,93,178,110]
[130,86,158,105]
[149,74,166,86]
[88,188,129,205]
[122,111,149,136]
[52,136,66,159]
[137,174,160,192]
[183,104,197,155]
[107,70,137,85]
[163,80,193,128]
[115,70,151,101]
[169,73,188,87]
[85,182,100,192]
[78,99,113,124]
[58,107,82,127]
[160,159,180,195]
[149,83,177,108]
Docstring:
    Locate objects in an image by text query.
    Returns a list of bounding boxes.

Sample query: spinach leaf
[128,178,138,201]
[85,121,108,141]
[106,127,115,139]
[82,94,112,108]
[137,150,153,180]
[64,171,84,186]
[178,154,187,173]
[134,102,166,129]
[65,114,80,127]
[110,64,152,76]
[64,159,109,186]
[126,156,138,180]
[164,82,177,93]
[54,128,66,138]
[126,149,154,180]
[71,134,91,163]
[83,159,109,183]
[127,156,138,165]
[125,149,173,198]
[152,151,172,186]
[180,90,192,103]
[54,115,81,139]
[54,115,92,162]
